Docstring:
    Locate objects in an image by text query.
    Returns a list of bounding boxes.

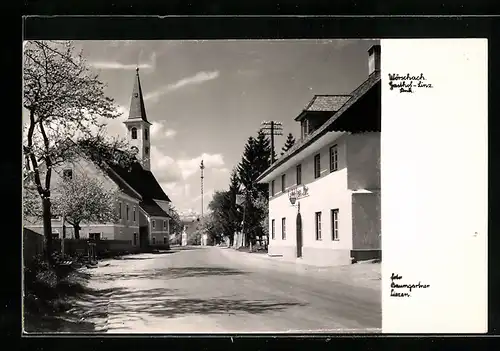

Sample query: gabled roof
[140,199,171,218]
[257,70,381,183]
[107,161,171,203]
[100,164,142,200]
[295,95,351,121]
[127,68,151,124]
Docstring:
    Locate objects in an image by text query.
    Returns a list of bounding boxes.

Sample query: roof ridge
[260,71,380,180]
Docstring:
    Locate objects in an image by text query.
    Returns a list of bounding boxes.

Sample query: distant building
[257,45,381,266]
[181,218,200,246]
[24,68,172,250]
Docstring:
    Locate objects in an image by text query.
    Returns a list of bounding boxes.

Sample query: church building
[25,68,172,250]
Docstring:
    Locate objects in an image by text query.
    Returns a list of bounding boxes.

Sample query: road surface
[70,246,381,333]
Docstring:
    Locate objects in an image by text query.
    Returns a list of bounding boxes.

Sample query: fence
[23,228,45,265]
[23,227,138,264]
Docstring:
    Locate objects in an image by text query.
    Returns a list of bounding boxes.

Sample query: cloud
[100,104,129,138]
[212,167,229,174]
[177,153,225,179]
[150,121,177,139]
[89,51,157,71]
[190,188,215,205]
[144,70,220,102]
[150,146,184,183]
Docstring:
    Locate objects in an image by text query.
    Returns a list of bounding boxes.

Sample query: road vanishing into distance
[67,246,381,334]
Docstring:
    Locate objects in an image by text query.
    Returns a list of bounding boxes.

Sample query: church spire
[124,68,152,171]
[128,67,150,124]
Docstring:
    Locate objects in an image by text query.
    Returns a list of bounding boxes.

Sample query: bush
[23,254,87,316]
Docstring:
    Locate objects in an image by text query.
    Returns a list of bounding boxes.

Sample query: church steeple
[128,67,150,123]
[124,67,152,171]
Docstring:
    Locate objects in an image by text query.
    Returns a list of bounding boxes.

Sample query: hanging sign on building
[288,184,309,205]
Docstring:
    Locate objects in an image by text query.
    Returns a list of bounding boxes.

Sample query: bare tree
[23,40,125,263]
[52,173,119,239]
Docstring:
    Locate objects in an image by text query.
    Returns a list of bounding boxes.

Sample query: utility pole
[260,121,283,164]
[200,159,205,218]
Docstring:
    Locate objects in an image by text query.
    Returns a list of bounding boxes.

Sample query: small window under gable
[131,127,138,140]
[145,128,149,140]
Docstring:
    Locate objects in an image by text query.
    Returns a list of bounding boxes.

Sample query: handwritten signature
[388,73,433,93]
[390,273,430,298]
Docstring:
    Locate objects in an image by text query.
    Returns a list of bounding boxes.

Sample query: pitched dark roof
[140,199,171,218]
[295,95,351,121]
[101,165,142,200]
[108,161,171,203]
[127,68,151,124]
[257,71,381,183]
[306,95,351,112]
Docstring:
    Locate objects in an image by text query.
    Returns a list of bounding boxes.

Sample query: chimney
[368,44,381,75]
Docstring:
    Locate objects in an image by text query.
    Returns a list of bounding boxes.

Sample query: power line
[260,120,283,164]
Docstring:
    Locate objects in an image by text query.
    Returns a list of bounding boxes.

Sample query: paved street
[71,246,381,333]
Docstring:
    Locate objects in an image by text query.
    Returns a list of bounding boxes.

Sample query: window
[133,207,136,222]
[301,119,309,139]
[281,174,286,192]
[89,233,101,241]
[296,164,302,185]
[163,220,167,229]
[62,169,73,180]
[166,219,170,234]
[152,220,156,229]
[131,127,138,139]
[145,129,149,140]
[118,202,122,219]
[330,145,338,172]
[271,219,275,240]
[271,180,275,197]
[145,146,149,155]
[133,233,138,246]
[163,237,168,245]
[315,212,322,240]
[152,237,156,244]
[281,217,286,240]
[314,154,321,179]
[331,209,339,240]
[126,204,129,221]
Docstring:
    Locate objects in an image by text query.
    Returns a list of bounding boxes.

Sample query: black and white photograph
[22,39,382,333]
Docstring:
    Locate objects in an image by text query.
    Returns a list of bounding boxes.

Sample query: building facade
[24,68,172,250]
[257,45,381,266]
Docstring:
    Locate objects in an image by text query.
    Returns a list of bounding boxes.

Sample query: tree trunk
[73,224,81,239]
[41,197,54,264]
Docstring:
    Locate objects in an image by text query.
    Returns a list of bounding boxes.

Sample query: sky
[68,39,379,216]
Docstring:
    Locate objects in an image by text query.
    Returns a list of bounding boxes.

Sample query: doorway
[139,226,149,249]
[296,213,303,258]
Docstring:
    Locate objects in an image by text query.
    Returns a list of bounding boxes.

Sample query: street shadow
[23,313,98,334]
[93,266,247,282]
[102,285,306,320]
[170,246,204,252]
[110,295,306,320]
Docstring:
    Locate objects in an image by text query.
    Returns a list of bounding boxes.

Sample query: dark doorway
[296,213,303,258]
[139,226,149,249]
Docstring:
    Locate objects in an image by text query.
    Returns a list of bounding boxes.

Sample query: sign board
[288,184,309,205]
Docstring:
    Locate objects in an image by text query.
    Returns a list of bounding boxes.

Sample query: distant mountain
[178,208,200,222]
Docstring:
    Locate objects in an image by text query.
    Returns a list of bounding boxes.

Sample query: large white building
[257,45,381,266]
